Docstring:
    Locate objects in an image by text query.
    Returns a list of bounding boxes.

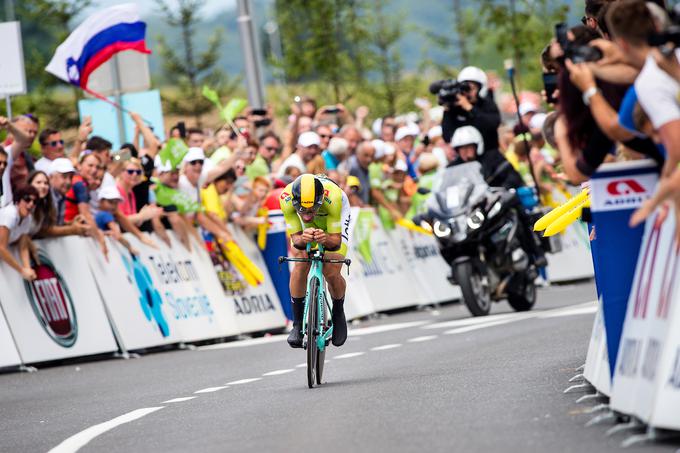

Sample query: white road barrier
[0,306,22,368]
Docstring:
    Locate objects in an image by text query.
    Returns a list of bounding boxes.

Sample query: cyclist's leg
[325,196,351,347]
[287,246,311,348]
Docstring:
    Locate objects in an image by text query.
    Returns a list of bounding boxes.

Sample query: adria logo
[24,252,78,347]
[607,180,646,196]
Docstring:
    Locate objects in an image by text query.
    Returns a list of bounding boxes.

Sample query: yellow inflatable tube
[534,189,589,232]
[219,240,265,286]
[397,218,433,236]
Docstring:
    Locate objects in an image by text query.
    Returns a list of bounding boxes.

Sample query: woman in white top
[0,185,39,281]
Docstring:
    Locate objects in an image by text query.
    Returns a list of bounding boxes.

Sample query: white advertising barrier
[387,226,462,304]
[86,237,185,350]
[583,299,611,396]
[124,233,240,343]
[0,236,117,364]
[347,209,425,312]
[343,208,378,320]
[0,307,22,368]
[213,225,287,334]
[546,221,594,283]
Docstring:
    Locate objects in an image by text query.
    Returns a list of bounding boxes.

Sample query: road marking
[262,369,295,376]
[371,344,402,351]
[48,407,164,453]
[407,335,438,343]
[225,378,262,385]
[536,305,597,319]
[295,363,307,368]
[194,386,228,394]
[423,312,522,330]
[162,397,196,403]
[333,352,365,359]
[348,321,429,336]
[444,318,524,335]
[197,334,286,350]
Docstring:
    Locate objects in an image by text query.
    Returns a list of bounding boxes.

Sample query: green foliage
[155,0,241,125]
[369,0,405,115]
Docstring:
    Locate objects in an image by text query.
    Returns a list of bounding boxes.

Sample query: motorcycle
[414,161,537,316]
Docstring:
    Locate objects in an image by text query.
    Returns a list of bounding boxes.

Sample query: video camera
[648,4,680,57]
[555,23,603,64]
[429,79,472,107]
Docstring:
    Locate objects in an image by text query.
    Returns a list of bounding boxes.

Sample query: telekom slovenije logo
[606,179,646,196]
[24,252,78,347]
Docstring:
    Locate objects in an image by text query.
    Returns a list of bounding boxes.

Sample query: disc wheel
[315,291,328,385]
[306,278,319,388]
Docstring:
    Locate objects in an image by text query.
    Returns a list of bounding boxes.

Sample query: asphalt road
[1,280,678,452]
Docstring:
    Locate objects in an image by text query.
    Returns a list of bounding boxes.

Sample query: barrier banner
[347,209,424,312]
[387,226,461,304]
[220,225,287,334]
[0,237,117,363]
[589,160,659,378]
[343,208,377,320]
[259,210,293,320]
[124,233,241,342]
[583,299,611,396]
[0,307,22,368]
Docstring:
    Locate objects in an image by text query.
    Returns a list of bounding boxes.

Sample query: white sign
[0,307,21,368]
[590,160,658,213]
[0,22,27,95]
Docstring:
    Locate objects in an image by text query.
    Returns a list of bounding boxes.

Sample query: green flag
[159,138,189,169]
[221,98,248,122]
[202,85,222,109]
[153,180,200,214]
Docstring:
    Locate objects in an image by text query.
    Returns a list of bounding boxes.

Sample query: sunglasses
[22,195,37,206]
[319,134,332,139]
[265,146,279,152]
[47,139,64,147]
[97,165,107,171]
[189,159,204,166]
[126,169,143,175]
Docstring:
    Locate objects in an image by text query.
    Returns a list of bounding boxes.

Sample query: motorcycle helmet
[291,174,324,214]
[451,126,485,156]
[457,66,489,98]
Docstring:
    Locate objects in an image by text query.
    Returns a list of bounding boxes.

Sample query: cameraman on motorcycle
[448,126,548,268]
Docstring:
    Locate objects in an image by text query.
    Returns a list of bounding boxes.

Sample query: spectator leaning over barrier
[45,158,89,237]
[5,114,39,195]
[277,131,320,177]
[152,156,194,250]
[230,176,271,231]
[0,184,39,281]
[86,136,117,186]
[348,140,375,206]
[116,157,163,227]
[246,132,280,180]
[95,186,139,256]
[34,128,65,174]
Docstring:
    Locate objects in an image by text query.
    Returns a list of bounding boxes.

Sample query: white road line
[349,321,429,336]
[443,318,523,335]
[407,335,438,343]
[262,369,295,376]
[197,335,287,350]
[225,378,262,385]
[333,352,365,359]
[162,397,197,403]
[48,407,164,453]
[194,386,228,394]
[536,305,597,319]
[295,363,307,368]
[371,344,402,351]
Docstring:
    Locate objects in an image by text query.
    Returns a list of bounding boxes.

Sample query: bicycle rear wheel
[307,277,319,388]
[315,291,328,385]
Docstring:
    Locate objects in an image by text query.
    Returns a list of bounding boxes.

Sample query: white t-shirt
[1,145,14,208]
[277,153,307,177]
[178,161,215,204]
[34,157,54,174]
[635,50,680,130]
[0,204,33,244]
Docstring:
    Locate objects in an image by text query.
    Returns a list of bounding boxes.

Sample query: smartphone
[324,107,340,114]
[110,148,132,162]
[251,108,268,116]
[555,22,568,51]
[542,72,559,105]
[254,118,272,128]
[177,121,186,138]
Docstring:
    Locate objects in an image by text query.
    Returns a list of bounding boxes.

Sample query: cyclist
[280,174,351,349]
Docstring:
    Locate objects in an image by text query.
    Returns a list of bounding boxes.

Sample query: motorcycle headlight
[467,209,485,230]
[488,201,502,219]
[433,220,452,238]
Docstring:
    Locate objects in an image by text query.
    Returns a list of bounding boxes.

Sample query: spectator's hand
[290,102,301,118]
[78,116,93,141]
[21,266,37,281]
[356,105,369,120]
[591,39,626,66]
[389,207,403,221]
[129,112,143,125]
[565,59,595,93]
[540,88,560,105]
[130,247,140,256]
[139,204,163,221]
[455,94,473,112]
[139,234,157,249]
[0,116,8,129]
[301,228,315,244]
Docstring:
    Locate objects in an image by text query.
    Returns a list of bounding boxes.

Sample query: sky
[85,0,237,19]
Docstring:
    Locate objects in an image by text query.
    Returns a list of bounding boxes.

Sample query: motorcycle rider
[448,126,547,267]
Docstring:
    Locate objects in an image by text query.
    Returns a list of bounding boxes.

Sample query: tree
[273,0,373,103]
[155,0,240,125]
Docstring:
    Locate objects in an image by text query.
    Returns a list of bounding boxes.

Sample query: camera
[429,79,472,107]
[648,5,680,57]
[555,22,603,64]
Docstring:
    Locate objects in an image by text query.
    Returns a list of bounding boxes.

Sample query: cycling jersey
[280,175,351,256]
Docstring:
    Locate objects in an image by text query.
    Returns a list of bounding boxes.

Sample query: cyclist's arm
[280,193,313,250]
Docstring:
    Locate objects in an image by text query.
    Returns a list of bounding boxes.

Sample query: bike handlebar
[278,256,352,266]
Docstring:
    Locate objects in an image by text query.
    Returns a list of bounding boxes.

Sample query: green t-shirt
[369,162,398,230]
[245,154,270,180]
[210,146,232,165]
[406,170,437,219]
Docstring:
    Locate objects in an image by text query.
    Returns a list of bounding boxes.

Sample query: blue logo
[121,254,170,337]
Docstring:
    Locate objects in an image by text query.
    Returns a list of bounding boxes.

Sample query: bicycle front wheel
[316,291,328,385]
[307,277,320,389]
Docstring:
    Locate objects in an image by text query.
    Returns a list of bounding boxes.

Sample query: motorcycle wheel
[507,276,537,312]
[453,261,491,316]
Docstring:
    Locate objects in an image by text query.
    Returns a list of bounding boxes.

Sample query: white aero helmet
[451,126,484,156]
[457,66,488,98]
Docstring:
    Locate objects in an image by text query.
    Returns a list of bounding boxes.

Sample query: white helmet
[457,66,488,98]
[451,126,484,156]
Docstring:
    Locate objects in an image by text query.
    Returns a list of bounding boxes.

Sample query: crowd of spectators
[0,0,678,281]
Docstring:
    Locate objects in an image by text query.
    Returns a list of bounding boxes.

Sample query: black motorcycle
[415,162,537,316]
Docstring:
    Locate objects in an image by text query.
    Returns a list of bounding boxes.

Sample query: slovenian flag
[46,3,151,90]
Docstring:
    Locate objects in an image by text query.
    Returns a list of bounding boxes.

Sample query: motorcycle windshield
[431,162,489,217]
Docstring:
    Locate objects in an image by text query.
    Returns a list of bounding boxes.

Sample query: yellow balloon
[544,206,583,237]
[534,190,589,231]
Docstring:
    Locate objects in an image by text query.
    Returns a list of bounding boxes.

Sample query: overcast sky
[84,0,237,19]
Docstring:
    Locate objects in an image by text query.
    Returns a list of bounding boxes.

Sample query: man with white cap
[48,158,76,226]
[395,122,420,179]
[277,131,321,177]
